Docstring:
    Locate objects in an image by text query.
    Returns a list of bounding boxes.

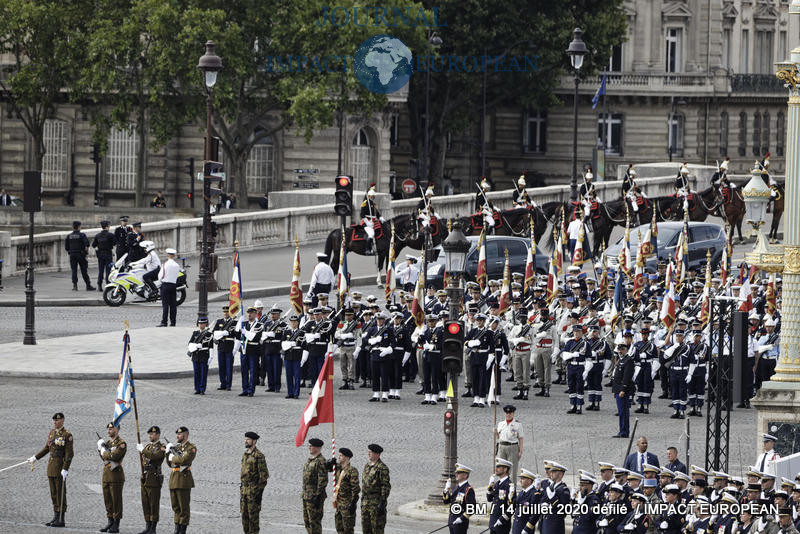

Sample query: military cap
[511,283,522,290]
[580,472,596,484]
[720,492,738,504]
[628,472,643,481]
[339,448,353,458]
[674,472,690,482]
[268,305,282,313]
[659,468,675,478]
[344,308,354,314]
[787,477,798,489]
[315,252,328,260]
[694,495,709,504]
[713,471,730,481]
[794,483,800,493]
[663,484,681,495]
[643,478,658,488]
[476,313,487,320]
[623,330,634,337]
[436,290,446,297]
[52,412,64,420]
[761,472,776,480]
[133,221,142,227]
[72,220,81,229]
[586,278,596,284]
[288,314,300,321]
[674,329,686,335]
[549,461,567,472]
[352,300,363,307]
[426,314,438,321]
[366,294,377,302]
[640,326,651,333]
[598,462,615,471]
[609,483,625,493]
[176,426,189,433]
[246,306,257,313]
[503,404,516,413]
[119,216,129,221]
[147,426,161,433]
[375,311,389,320]
[642,463,660,474]
[747,482,762,492]
[763,432,778,442]
[222,305,230,311]
[512,272,524,279]
[166,248,177,255]
[392,312,404,320]
[616,343,628,350]
[404,295,414,301]
[106,422,116,429]
[588,324,600,331]
[308,438,323,447]
[368,443,383,454]
[691,465,709,476]
[519,468,536,480]
[495,457,513,468]
[614,468,629,477]
[100,220,110,227]
[489,280,500,287]
[571,324,583,331]
[775,490,789,499]
[779,507,793,517]
[731,476,744,485]
[318,294,329,300]
[302,297,313,305]
[542,460,554,469]
[630,492,647,502]
[351,291,362,298]
[197,317,208,324]
[245,431,260,440]
[455,463,472,474]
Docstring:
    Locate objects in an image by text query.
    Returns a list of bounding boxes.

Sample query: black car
[424,236,549,289]
[605,221,726,272]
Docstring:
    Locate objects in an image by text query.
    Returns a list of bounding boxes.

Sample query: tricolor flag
[295,354,334,447]
[633,238,644,303]
[699,257,713,326]
[660,281,677,329]
[476,229,488,291]
[546,254,558,303]
[384,225,396,302]
[337,239,349,304]
[524,235,536,297]
[410,249,426,327]
[289,240,303,314]
[112,332,135,427]
[738,275,753,313]
[497,251,511,315]
[598,248,609,299]
[228,250,242,318]
[640,212,657,258]
[618,222,632,277]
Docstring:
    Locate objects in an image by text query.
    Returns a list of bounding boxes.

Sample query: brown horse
[661,187,723,222]
[768,182,785,244]
[458,207,548,242]
[716,186,746,243]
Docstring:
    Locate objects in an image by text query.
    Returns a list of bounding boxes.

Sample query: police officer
[212,306,237,391]
[302,438,328,534]
[65,220,95,291]
[562,324,590,414]
[443,463,476,534]
[97,422,127,533]
[136,425,165,534]
[420,314,443,405]
[329,447,360,534]
[487,457,513,534]
[28,412,74,528]
[92,220,116,290]
[238,307,263,397]
[361,444,391,534]
[613,343,636,439]
[127,221,146,262]
[187,317,213,395]
[496,405,524,484]
[114,216,131,260]
[240,431,269,534]
[282,314,306,399]
[165,426,196,534]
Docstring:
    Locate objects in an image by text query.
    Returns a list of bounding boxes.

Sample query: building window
[753,112,761,156]
[719,111,728,156]
[350,128,373,192]
[762,112,770,156]
[777,111,785,157]
[389,114,399,147]
[42,119,69,189]
[780,31,787,62]
[738,112,747,156]
[755,31,774,74]
[608,44,623,72]
[524,110,547,153]
[105,125,138,191]
[597,113,623,155]
[741,30,749,73]
[668,113,684,158]
[246,135,274,194]
[722,29,731,70]
[666,28,682,73]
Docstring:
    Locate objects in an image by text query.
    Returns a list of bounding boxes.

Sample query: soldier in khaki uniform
[302,437,328,534]
[136,425,165,534]
[28,412,74,528]
[97,422,127,533]
[166,426,196,533]
[361,444,391,534]
[240,431,269,534]
[328,447,360,534]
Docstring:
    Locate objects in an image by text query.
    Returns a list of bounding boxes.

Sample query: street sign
[401,178,417,195]
[293,169,319,174]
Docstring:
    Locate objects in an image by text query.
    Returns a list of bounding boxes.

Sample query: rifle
[95,431,120,470]
[313,307,344,335]
[266,310,291,334]
[334,317,362,348]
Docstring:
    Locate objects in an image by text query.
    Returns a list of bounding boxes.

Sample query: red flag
[289,241,303,314]
[476,229,487,291]
[295,354,334,447]
[409,250,426,327]
[497,252,511,315]
[659,281,677,329]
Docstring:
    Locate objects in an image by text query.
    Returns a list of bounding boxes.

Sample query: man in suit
[623,437,660,474]
[664,446,687,474]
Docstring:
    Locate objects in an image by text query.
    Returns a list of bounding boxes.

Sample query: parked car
[425,235,549,289]
[605,221,726,272]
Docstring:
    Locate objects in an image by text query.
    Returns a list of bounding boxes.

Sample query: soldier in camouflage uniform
[327,447,360,534]
[136,425,165,534]
[361,444,391,534]
[97,422,127,533]
[166,426,196,534]
[240,431,269,534]
[302,437,328,534]
[28,412,74,528]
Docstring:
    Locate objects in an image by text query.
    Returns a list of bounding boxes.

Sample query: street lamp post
[426,221,470,504]
[566,28,587,202]
[197,40,222,323]
[423,32,442,185]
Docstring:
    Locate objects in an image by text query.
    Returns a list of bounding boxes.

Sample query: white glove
[598,519,609,527]
[60,469,68,479]
[354,348,360,360]
[301,350,309,366]
[168,453,175,462]
[27,456,36,464]
[685,373,692,384]
[624,523,634,531]
[468,339,480,348]
[757,344,773,353]
[444,479,452,491]
[535,331,546,339]
[660,521,668,529]
[486,354,495,370]
[379,347,393,357]
[494,519,503,527]
[582,369,590,381]
[245,330,256,341]
[402,352,411,365]
[489,475,497,486]
[369,336,381,345]
[213,330,225,340]
[343,332,353,339]
[265,331,276,338]
[97,439,106,451]
[281,340,295,352]
[424,343,435,351]
[233,340,242,354]
[306,333,318,342]
[136,443,145,452]
[521,529,529,534]
[453,517,463,525]
[165,443,174,453]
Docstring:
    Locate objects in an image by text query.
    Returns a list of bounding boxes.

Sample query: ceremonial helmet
[680,163,689,176]
[367,183,377,198]
[584,166,593,180]
[627,163,636,178]
[517,174,526,187]
[480,178,491,191]
[720,156,730,172]
[425,184,434,197]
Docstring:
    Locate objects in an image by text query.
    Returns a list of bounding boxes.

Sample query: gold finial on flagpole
[294,236,299,248]
[124,320,129,331]
[447,218,452,232]
[234,239,239,250]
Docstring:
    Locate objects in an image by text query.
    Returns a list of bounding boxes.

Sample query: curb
[0,365,242,381]
[0,297,106,308]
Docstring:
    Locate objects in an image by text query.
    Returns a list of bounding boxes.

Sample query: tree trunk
[233,149,249,207]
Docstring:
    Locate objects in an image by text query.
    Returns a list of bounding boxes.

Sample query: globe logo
[353,34,413,94]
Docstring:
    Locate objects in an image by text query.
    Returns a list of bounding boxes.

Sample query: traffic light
[443,407,454,436]
[442,320,464,373]
[334,175,353,216]
[90,143,102,164]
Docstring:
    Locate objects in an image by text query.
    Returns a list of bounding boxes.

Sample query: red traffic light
[447,323,461,335]
[337,176,350,187]
[445,411,453,419]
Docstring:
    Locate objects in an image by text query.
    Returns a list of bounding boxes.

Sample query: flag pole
[492,365,498,467]
[123,321,144,474]
[330,356,337,510]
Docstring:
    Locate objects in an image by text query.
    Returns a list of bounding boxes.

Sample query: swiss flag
[295,354,334,447]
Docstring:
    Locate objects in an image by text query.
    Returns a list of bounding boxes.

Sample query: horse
[768,182,785,244]
[716,186,746,243]
[660,186,723,222]
[458,207,549,243]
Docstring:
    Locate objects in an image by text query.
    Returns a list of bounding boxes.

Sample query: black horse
[660,187,723,222]
[457,207,549,243]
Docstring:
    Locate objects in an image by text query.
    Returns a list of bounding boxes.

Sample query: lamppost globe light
[742,171,771,230]
[566,28,588,71]
[567,27,588,201]
[442,222,470,276]
[197,40,223,89]
[790,0,800,14]
[430,34,442,46]
[204,70,218,89]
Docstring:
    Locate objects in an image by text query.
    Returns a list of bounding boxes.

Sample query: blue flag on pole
[112,332,135,427]
[592,74,607,110]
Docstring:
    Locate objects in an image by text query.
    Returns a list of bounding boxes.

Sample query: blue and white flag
[592,74,607,110]
[112,332,135,427]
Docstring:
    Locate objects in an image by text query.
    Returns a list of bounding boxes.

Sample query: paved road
[0,375,757,534]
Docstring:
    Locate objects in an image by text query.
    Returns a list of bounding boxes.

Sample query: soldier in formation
[361,444,391,534]
[136,425,165,534]
[97,422,127,533]
[240,431,269,534]
[166,426,196,534]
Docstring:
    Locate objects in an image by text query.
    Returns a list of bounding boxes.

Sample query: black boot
[534,387,546,397]
[523,388,529,400]
[544,387,550,397]
[360,380,369,388]
[173,525,180,534]
[643,406,649,414]
[180,525,188,533]
[108,519,120,533]
[46,513,59,526]
[513,389,524,400]
[150,521,158,534]
[72,283,78,291]
[461,388,472,398]
[567,405,577,414]
[138,522,152,534]
[51,512,65,528]
[100,518,114,532]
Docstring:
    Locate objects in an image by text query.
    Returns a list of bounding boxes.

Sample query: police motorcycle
[102,243,188,307]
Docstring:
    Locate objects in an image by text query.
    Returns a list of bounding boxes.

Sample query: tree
[0,0,89,175]
[407,0,627,189]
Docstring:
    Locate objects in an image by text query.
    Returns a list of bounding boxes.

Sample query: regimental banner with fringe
[410,249,426,327]
[385,224,396,302]
[497,250,511,315]
[228,248,242,318]
[476,228,487,291]
[289,238,303,314]
[112,331,135,427]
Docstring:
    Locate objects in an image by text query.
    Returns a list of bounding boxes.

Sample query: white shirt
[310,262,335,286]
[568,219,584,241]
[396,262,419,285]
[756,449,780,475]
[159,258,180,283]
[143,250,161,271]
[497,419,524,443]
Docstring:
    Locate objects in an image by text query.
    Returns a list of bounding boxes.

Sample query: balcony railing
[730,74,786,93]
